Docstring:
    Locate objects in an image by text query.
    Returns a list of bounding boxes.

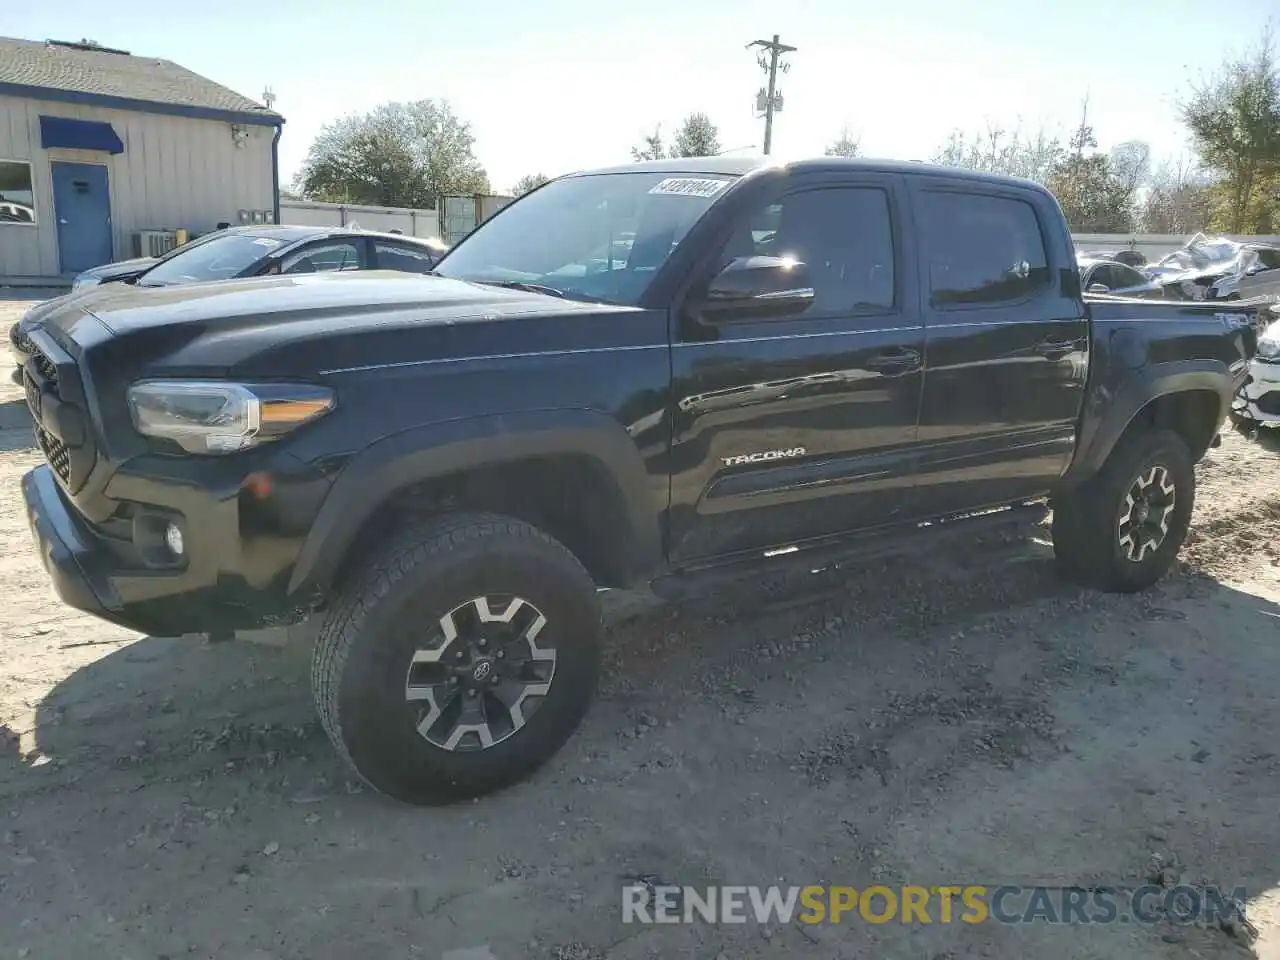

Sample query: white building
[0,37,284,285]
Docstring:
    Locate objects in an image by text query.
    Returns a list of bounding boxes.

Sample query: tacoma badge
[721,447,806,467]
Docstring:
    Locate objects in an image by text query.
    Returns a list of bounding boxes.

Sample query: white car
[1235,307,1280,425]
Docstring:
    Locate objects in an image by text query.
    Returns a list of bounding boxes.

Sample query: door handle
[865,348,921,372]
[1035,337,1076,358]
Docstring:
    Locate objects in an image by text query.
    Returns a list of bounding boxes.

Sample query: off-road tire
[311,512,601,805]
[1051,429,1194,593]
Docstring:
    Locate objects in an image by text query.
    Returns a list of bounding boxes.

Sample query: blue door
[51,162,113,274]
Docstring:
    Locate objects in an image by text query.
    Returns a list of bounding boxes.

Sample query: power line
[747,34,796,155]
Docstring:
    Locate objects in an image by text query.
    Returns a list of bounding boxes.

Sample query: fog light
[164,522,185,557]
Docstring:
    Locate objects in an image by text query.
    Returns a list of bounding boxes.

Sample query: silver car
[1208,246,1280,302]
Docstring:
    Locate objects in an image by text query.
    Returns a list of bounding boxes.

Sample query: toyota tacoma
[20,157,1255,805]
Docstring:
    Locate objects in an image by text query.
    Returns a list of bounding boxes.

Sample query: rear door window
[374,242,438,274]
[917,191,1049,307]
[280,241,364,274]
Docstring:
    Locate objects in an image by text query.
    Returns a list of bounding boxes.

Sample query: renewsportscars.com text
[622,884,1249,926]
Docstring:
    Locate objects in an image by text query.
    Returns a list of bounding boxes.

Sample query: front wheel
[1052,430,1195,593]
[311,513,601,805]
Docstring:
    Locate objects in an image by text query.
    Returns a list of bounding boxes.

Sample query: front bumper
[23,465,127,625]
[21,457,331,637]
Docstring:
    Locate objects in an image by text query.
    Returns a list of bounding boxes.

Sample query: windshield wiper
[471,279,568,299]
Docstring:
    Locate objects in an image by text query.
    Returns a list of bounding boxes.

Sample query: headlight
[71,275,99,290]
[1257,320,1280,359]
[127,381,335,454]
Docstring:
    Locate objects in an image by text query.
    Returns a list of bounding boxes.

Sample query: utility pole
[748,34,796,155]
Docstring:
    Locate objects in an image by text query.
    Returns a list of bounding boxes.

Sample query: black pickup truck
[19,157,1255,806]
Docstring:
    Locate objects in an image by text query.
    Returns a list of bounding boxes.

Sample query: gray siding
[0,94,275,279]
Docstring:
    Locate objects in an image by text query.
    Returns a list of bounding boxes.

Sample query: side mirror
[698,256,814,321]
[1087,283,1110,294]
[260,260,282,277]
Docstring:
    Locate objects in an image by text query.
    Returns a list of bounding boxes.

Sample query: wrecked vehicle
[1145,233,1280,302]
[19,156,1256,806]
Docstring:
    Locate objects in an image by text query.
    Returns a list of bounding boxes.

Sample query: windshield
[433,171,737,305]
[139,234,286,286]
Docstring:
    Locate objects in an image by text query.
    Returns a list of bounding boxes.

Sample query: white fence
[1073,234,1280,260]
[278,195,518,242]
[279,200,442,239]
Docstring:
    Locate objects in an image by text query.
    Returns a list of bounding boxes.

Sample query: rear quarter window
[917,191,1050,308]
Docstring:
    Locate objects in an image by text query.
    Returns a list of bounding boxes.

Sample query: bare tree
[824,126,861,158]
[932,123,1064,184]
[1138,157,1216,234]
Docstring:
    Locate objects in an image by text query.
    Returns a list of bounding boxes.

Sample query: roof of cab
[572,155,1049,191]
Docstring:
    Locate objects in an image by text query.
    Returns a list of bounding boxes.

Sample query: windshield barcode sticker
[648,177,730,199]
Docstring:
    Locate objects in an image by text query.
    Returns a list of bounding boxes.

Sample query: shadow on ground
[9,536,1278,959]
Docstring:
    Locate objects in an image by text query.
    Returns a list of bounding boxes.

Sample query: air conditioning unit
[133,230,179,258]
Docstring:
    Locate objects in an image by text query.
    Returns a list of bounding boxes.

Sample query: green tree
[511,173,550,197]
[1046,108,1138,232]
[1179,28,1280,232]
[824,126,861,158]
[671,112,721,158]
[297,100,489,207]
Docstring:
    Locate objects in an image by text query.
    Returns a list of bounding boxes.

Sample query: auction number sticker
[648,177,731,198]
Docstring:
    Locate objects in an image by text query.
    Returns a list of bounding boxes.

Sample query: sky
[4,0,1275,194]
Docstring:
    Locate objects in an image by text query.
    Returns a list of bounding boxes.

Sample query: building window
[0,160,36,224]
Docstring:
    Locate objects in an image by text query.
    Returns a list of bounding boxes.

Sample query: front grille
[31,346,58,387]
[36,425,71,481]
[25,339,94,492]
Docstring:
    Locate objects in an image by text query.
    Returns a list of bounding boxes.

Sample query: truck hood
[33,269,643,378]
[75,256,158,286]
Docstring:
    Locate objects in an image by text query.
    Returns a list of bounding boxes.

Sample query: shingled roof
[0,37,283,122]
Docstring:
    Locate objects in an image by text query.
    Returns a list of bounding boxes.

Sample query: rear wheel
[1052,430,1194,593]
[312,513,601,805]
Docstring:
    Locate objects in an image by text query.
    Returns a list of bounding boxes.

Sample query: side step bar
[652,501,1050,604]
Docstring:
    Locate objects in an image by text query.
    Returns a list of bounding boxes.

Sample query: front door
[667,172,925,564]
[909,181,1089,517]
[51,162,113,274]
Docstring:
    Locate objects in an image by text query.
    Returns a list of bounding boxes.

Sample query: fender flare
[1065,359,1233,484]
[287,408,663,596]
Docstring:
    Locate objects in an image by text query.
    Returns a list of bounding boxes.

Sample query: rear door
[667,171,925,563]
[910,181,1088,517]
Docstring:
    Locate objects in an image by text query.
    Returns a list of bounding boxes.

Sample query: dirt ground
[2,295,1280,960]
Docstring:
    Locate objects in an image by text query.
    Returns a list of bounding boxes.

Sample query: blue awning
[39,115,124,154]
